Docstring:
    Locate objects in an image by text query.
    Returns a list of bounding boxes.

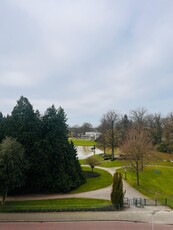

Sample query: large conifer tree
[42,105,85,192]
[1,96,85,193]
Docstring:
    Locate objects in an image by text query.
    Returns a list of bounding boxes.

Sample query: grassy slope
[118,166,173,208]
[3,149,173,211]
[0,167,112,212]
[70,166,112,193]
[0,198,111,212]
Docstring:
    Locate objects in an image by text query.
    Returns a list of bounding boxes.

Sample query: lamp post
[91,145,96,155]
[124,166,127,180]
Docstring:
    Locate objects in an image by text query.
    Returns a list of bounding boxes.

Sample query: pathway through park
[6,166,152,202]
[2,166,172,226]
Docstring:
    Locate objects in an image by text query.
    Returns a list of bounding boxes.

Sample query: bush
[156,142,173,153]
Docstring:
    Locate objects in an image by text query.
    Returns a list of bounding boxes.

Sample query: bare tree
[98,117,108,157]
[121,128,153,186]
[130,108,148,130]
[99,110,119,160]
[146,113,163,145]
[164,113,173,141]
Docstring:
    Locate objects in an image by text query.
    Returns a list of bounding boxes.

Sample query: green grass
[69,138,97,146]
[99,160,126,167]
[70,166,112,193]
[0,198,111,212]
[118,166,173,208]
[0,167,112,212]
[79,154,103,165]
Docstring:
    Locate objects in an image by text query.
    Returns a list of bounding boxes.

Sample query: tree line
[0,96,85,200]
[97,108,168,186]
[85,108,173,154]
[70,108,173,155]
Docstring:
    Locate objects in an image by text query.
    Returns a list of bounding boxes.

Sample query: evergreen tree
[111,172,125,209]
[0,137,27,205]
[0,112,4,142]
[42,105,85,192]
[7,96,42,191]
[0,97,85,194]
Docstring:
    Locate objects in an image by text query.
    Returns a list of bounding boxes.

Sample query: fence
[123,197,168,208]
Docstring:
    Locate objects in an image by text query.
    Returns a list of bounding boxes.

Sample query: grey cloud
[1,0,173,125]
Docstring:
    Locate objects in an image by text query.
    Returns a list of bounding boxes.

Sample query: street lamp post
[123,166,127,180]
[91,145,96,155]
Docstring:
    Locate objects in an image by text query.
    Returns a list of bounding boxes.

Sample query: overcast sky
[1,0,173,126]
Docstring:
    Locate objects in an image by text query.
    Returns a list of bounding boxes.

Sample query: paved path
[0,209,172,224]
[7,166,148,201]
[2,166,172,225]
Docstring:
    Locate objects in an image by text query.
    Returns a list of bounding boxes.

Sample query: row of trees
[97,108,173,156]
[97,109,160,186]
[0,96,85,197]
[69,122,95,138]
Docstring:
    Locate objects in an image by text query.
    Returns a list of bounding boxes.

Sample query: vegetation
[98,110,119,160]
[118,166,173,208]
[2,100,173,210]
[69,138,97,146]
[0,137,27,205]
[69,122,96,138]
[0,96,85,195]
[0,198,111,212]
[111,172,125,209]
[121,128,153,185]
[70,167,112,193]
[85,155,100,171]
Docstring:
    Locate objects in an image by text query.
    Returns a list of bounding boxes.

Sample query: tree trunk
[103,145,106,157]
[136,171,140,186]
[1,186,7,206]
[111,145,114,161]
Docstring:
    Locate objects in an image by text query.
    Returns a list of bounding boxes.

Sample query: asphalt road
[0,221,172,230]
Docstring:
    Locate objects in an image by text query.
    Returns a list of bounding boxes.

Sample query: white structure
[83,132,101,140]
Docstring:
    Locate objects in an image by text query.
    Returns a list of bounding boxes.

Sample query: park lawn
[99,160,126,167]
[0,167,112,213]
[69,138,97,146]
[79,154,103,165]
[119,166,173,208]
[0,198,111,212]
[70,166,112,193]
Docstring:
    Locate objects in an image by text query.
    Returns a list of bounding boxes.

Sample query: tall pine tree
[42,106,85,192]
[1,97,85,193]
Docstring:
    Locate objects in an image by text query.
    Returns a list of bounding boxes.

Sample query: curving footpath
[1,166,172,225]
[6,166,148,201]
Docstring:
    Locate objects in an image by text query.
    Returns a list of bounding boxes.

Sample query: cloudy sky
[1,0,173,126]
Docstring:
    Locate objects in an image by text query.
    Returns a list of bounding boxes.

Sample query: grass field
[118,166,173,208]
[2,147,173,211]
[0,198,111,212]
[0,166,112,212]
[69,138,97,146]
[70,166,112,193]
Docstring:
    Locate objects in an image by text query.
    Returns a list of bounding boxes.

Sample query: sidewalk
[0,207,172,225]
